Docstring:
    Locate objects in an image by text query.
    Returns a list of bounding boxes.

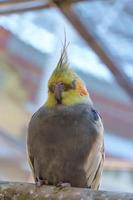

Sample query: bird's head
[45,46,91,108]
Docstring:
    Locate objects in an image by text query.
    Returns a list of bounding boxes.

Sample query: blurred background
[0,0,133,193]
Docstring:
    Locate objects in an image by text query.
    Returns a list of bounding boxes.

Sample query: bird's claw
[56,182,71,189]
[35,178,48,187]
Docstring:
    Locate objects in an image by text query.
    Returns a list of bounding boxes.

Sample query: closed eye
[63,80,76,91]
[64,84,73,91]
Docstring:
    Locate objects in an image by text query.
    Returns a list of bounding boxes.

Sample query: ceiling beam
[0,0,107,15]
[0,0,52,15]
[0,0,86,15]
[0,0,84,4]
[0,0,35,4]
[54,2,133,101]
[0,1,53,15]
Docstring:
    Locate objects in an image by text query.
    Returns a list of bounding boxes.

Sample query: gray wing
[27,130,36,180]
[27,107,54,182]
[91,144,104,189]
[27,110,42,181]
[84,109,104,190]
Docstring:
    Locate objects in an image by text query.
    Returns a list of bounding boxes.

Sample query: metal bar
[0,0,84,7]
[0,0,84,4]
[0,0,75,15]
[0,0,107,15]
[53,0,86,4]
[54,3,133,101]
[0,0,52,15]
[0,0,35,4]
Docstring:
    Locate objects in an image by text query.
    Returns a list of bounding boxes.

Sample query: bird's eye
[63,84,70,91]
[70,80,76,89]
[63,81,76,91]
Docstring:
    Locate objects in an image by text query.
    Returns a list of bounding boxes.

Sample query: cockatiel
[27,45,104,190]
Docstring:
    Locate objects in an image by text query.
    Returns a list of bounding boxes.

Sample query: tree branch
[0,181,132,200]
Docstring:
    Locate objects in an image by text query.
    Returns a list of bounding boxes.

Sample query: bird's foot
[35,177,48,187]
[56,182,71,189]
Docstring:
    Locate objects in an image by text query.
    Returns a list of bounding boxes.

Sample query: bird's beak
[54,83,64,104]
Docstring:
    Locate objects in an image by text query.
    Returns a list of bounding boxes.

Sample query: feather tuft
[56,36,70,71]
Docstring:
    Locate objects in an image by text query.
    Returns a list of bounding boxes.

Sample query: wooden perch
[0,181,132,200]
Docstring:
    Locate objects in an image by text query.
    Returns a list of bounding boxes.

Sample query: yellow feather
[62,90,89,106]
[45,92,57,108]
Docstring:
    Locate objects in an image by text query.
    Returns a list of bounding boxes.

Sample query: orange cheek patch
[76,80,89,96]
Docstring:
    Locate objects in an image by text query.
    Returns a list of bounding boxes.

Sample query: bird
[27,44,104,190]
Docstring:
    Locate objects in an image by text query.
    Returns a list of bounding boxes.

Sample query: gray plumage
[27,103,104,189]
